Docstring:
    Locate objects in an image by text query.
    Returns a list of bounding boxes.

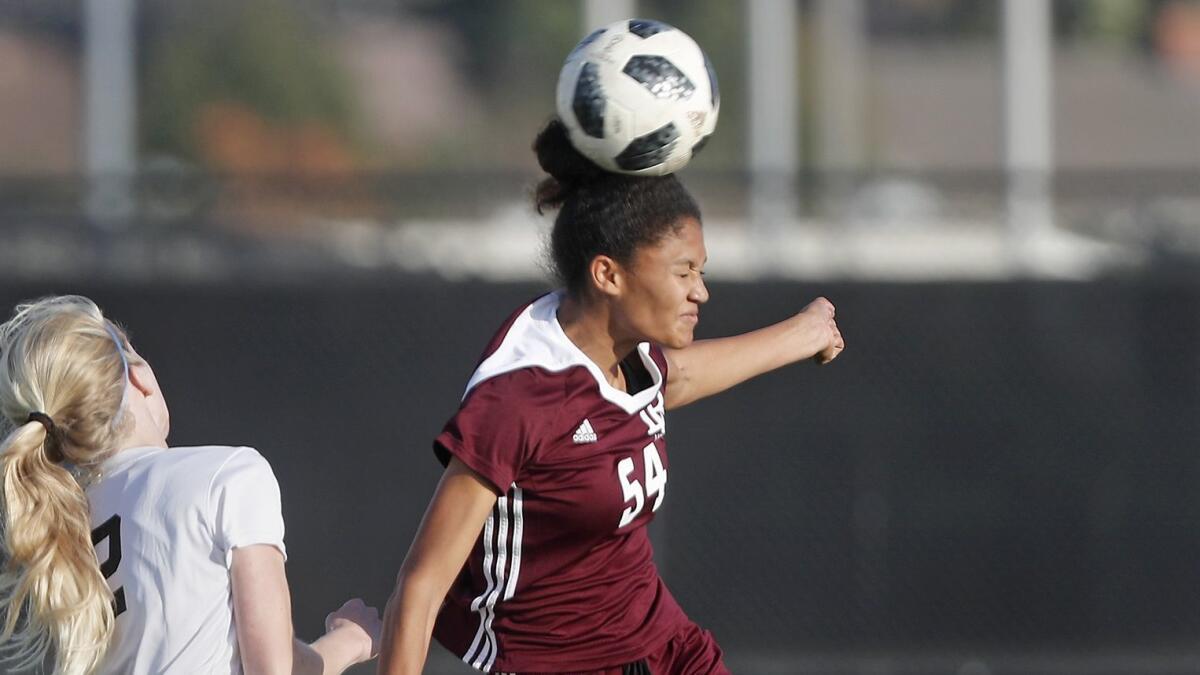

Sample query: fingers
[805,296,835,319]
[825,325,845,364]
[326,597,381,630]
[815,318,844,366]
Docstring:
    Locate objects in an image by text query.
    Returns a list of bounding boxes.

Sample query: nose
[689,275,710,305]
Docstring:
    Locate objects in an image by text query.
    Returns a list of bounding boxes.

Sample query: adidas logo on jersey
[572,419,598,444]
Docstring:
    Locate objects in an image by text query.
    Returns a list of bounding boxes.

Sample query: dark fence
[1,278,1198,674]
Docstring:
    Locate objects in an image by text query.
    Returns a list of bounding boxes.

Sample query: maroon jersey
[432,292,689,673]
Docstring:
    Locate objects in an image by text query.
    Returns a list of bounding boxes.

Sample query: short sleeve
[210,447,287,568]
[434,374,544,495]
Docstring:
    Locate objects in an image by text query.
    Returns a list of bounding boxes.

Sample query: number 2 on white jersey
[91,514,127,616]
[617,443,667,528]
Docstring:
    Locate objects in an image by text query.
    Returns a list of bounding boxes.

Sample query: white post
[747,0,800,274]
[84,0,137,229]
[584,0,637,32]
[1003,0,1055,274]
[815,0,866,175]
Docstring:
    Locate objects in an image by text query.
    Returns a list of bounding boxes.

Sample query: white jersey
[85,445,287,675]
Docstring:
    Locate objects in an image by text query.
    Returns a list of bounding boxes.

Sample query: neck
[115,403,167,452]
[558,292,638,386]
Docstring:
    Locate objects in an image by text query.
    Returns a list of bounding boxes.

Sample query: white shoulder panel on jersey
[464,292,663,414]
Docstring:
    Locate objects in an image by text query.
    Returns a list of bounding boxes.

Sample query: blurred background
[1,0,1199,673]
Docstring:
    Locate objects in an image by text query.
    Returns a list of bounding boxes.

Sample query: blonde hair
[0,296,134,675]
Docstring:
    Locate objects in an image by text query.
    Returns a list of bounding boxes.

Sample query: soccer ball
[556,19,719,177]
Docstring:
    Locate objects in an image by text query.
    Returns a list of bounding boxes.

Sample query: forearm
[376,574,443,675]
[665,314,816,408]
[377,459,498,673]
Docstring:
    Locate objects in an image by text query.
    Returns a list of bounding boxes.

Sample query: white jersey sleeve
[210,448,287,566]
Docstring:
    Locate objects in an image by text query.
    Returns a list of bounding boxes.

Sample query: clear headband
[104,322,130,426]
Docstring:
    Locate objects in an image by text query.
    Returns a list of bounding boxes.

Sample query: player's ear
[127,355,157,398]
[589,255,624,298]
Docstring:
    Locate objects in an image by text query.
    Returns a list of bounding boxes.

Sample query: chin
[665,332,695,349]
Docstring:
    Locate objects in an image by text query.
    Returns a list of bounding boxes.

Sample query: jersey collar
[463,292,664,415]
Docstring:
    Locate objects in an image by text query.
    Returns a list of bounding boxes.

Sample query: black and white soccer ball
[556,19,719,176]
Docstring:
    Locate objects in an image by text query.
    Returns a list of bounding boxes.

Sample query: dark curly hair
[533,118,701,297]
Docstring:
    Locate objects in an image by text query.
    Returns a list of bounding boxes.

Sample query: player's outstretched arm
[663,296,844,410]
[377,457,499,675]
[232,544,296,675]
[232,545,380,675]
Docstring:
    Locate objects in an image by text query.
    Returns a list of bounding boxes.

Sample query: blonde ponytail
[0,296,134,674]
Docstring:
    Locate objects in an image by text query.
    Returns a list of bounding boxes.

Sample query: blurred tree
[141,0,359,173]
[1055,0,1151,43]
[402,1,582,166]
[405,2,506,88]
[407,1,576,98]
[866,0,997,39]
[641,0,746,170]
[1083,0,1150,41]
[0,0,80,42]
[485,1,582,124]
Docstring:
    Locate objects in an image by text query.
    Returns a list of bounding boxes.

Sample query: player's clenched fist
[795,297,845,365]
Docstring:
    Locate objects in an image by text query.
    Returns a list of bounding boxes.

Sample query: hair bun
[533,117,605,213]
